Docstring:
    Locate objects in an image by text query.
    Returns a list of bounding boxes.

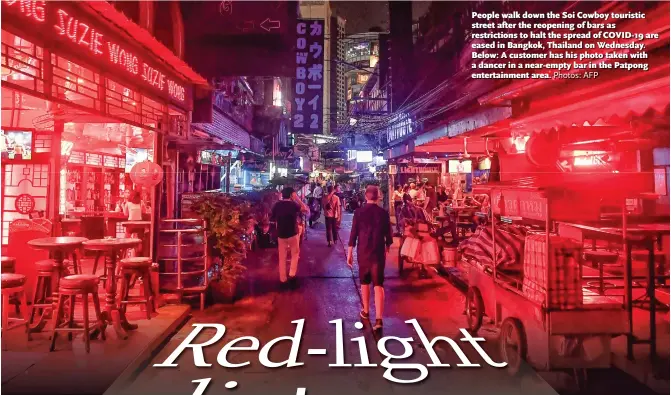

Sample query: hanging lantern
[130,161,163,187]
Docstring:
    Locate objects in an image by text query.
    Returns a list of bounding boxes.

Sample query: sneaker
[360,310,369,320]
[373,319,383,331]
[327,242,332,247]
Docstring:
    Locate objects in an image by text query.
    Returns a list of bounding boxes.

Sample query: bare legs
[360,284,384,320]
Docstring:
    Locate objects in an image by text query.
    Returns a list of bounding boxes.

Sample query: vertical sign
[292,19,324,134]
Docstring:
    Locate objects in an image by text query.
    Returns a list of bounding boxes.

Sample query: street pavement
[110,213,656,395]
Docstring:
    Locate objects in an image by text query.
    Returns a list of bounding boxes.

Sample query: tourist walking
[347,186,393,331]
[322,185,341,247]
[271,187,309,288]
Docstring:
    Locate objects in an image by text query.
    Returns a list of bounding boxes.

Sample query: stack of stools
[1,272,30,349]
[119,257,155,320]
[29,260,58,331]
[49,274,105,353]
[584,250,619,295]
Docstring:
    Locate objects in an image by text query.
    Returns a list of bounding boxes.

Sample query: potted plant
[191,193,254,303]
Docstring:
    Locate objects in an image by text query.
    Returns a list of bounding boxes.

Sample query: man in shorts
[347,185,393,331]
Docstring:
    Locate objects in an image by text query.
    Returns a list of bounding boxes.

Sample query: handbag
[401,237,421,258]
[421,238,440,265]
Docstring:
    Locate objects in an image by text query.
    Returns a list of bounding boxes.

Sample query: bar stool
[2,257,19,314]
[119,257,155,320]
[29,260,57,331]
[1,257,16,273]
[49,274,105,353]
[1,273,30,349]
[584,250,619,295]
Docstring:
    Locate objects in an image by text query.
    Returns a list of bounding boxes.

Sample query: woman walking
[322,185,341,247]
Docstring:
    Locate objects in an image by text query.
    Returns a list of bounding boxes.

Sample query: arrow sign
[260,18,281,32]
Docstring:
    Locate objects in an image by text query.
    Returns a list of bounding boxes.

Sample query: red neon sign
[54,9,104,56]
[3,1,187,103]
[3,0,45,23]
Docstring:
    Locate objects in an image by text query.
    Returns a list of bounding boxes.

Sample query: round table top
[28,237,88,250]
[1,256,16,263]
[82,238,141,251]
[120,221,151,228]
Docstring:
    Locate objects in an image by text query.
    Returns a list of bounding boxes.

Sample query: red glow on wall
[3,1,187,103]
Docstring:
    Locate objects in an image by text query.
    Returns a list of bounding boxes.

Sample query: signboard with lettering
[291,19,324,134]
[492,190,547,221]
[399,164,441,174]
[1,1,191,107]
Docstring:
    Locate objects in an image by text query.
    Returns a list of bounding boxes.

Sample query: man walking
[347,186,393,331]
[322,185,341,247]
[272,187,309,288]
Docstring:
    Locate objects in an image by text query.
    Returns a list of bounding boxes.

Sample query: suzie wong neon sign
[3,0,186,103]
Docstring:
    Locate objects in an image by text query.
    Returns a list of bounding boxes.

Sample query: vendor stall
[453,171,667,383]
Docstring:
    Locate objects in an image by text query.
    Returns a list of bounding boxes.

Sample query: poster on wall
[291,19,324,134]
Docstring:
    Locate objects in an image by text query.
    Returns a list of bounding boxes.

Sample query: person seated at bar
[123,190,146,222]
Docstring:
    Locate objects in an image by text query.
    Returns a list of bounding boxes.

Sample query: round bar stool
[1,257,16,273]
[1,273,30,349]
[119,257,155,320]
[2,257,19,315]
[29,260,57,331]
[49,274,105,353]
[584,250,619,295]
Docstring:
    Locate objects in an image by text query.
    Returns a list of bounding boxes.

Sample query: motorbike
[308,197,321,227]
[344,191,364,213]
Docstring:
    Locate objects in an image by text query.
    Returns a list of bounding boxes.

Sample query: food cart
[460,172,655,381]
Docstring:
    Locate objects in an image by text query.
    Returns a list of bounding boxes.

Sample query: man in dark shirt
[347,185,393,331]
[271,187,308,288]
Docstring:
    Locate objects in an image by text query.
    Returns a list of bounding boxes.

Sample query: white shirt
[313,186,323,198]
[124,202,143,221]
[408,189,418,199]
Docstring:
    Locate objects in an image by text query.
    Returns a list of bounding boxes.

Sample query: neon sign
[54,9,104,55]
[2,0,187,103]
[3,0,45,22]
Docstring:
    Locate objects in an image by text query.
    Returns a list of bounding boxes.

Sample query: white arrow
[260,18,281,32]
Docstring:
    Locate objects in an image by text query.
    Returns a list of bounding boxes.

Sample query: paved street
[110,213,656,395]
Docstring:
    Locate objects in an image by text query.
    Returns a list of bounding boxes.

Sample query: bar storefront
[1,1,199,251]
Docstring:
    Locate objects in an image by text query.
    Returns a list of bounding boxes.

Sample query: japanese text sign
[292,19,324,134]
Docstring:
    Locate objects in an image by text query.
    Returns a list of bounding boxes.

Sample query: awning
[414,106,512,147]
[192,109,251,149]
[511,72,670,135]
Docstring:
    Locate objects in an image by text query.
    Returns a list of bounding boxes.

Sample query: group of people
[270,184,392,332]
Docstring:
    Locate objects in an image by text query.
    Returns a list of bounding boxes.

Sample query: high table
[27,237,88,329]
[558,222,670,362]
[83,238,141,340]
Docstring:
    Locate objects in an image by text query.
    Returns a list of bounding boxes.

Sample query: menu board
[104,156,119,168]
[86,153,102,166]
[69,151,85,164]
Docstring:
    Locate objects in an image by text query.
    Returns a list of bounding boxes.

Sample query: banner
[292,19,324,134]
